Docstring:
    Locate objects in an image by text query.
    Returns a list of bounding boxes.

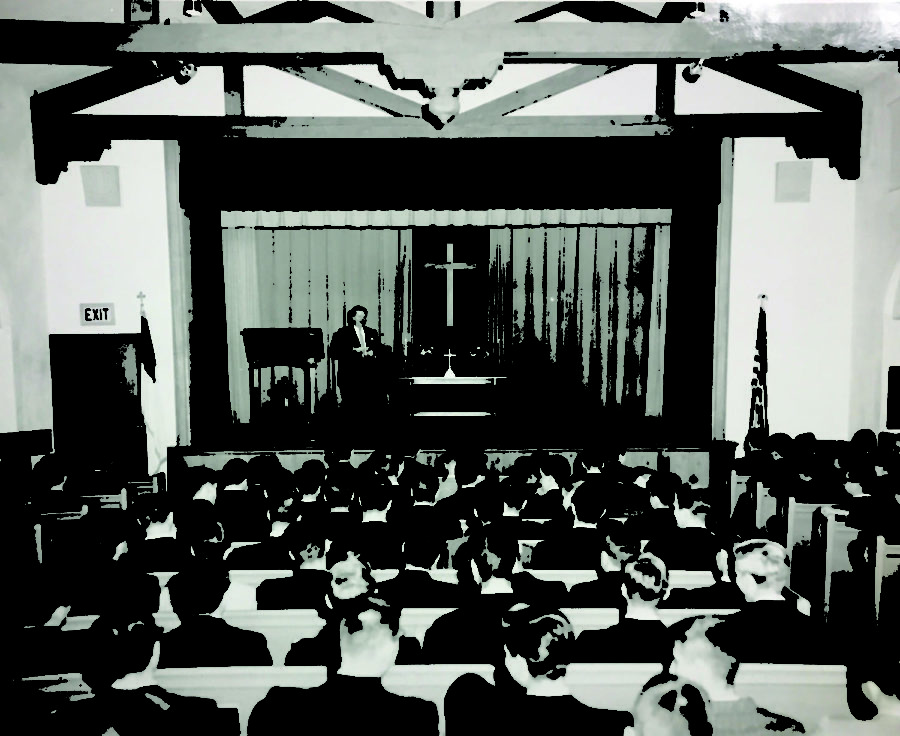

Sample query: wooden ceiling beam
[204,1,244,23]
[2,15,893,64]
[455,64,627,123]
[29,60,179,115]
[276,65,424,117]
[705,59,862,113]
[243,1,371,23]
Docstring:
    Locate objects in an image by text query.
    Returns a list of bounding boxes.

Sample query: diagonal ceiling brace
[454,63,627,123]
[276,64,423,117]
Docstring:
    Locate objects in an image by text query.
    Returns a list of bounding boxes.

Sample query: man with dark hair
[250,595,438,736]
[255,522,331,610]
[119,492,193,572]
[568,518,642,606]
[444,604,633,735]
[330,304,388,415]
[176,498,228,564]
[629,677,713,736]
[158,564,272,668]
[46,616,238,736]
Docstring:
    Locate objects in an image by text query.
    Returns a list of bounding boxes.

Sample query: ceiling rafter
[516,2,657,23]
[242,1,372,23]
[454,64,627,124]
[276,64,423,117]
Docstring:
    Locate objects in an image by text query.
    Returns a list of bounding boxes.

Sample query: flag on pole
[748,295,769,438]
[138,294,165,478]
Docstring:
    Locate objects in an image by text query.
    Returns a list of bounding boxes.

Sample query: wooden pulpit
[241,328,325,424]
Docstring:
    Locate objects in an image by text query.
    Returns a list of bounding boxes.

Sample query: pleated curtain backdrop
[223,227,412,423]
[222,211,669,422]
[488,225,670,416]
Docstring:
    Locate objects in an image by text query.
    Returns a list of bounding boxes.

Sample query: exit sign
[80,303,116,325]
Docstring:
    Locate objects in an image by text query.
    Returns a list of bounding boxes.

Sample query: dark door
[49,334,146,475]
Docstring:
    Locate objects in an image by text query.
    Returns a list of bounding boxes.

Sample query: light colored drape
[221,209,672,228]
[488,224,670,416]
[223,227,412,422]
[223,228,261,423]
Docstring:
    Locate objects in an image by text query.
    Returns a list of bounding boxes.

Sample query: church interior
[3,2,900,735]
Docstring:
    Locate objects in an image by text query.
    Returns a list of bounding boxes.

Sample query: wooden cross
[425,243,475,328]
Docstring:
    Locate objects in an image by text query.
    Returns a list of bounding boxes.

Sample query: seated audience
[254,523,331,609]
[574,553,671,663]
[712,539,829,664]
[284,584,422,670]
[659,537,745,609]
[47,615,237,736]
[176,498,228,564]
[249,595,438,736]
[665,615,805,734]
[627,677,713,736]
[376,532,459,607]
[217,458,270,542]
[118,492,192,572]
[158,564,273,668]
[444,604,633,735]
[356,480,403,569]
[568,518,642,606]
[519,452,571,526]
[527,482,604,568]
[434,450,460,502]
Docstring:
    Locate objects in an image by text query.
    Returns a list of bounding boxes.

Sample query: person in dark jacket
[158,564,272,668]
[444,604,633,736]
[250,595,438,736]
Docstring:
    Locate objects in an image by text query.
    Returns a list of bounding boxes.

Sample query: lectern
[241,328,325,424]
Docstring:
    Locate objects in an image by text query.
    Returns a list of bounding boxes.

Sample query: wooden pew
[63,608,739,669]
[874,535,900,621]
[31,661,847,736]
[812,507,858,621]
[755,481,777,533]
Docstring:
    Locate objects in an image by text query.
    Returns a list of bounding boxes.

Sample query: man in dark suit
[444,604,633,736]
[158,564,273,668]
[375,533,460,607]
[250,596,438,736]
[330,305,388,416]
[47,615,238,736]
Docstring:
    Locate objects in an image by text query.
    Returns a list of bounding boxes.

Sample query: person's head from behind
[601,519,641,571]
[631,678,713,736]
[219,457,249,490]
[667,616,739,692]
[501,604,575,684]
[82,616,165,691]
[534,452,571,492]
[576,447,606,475]
[479,527,520,581]
[358,482,393,514]
[177,499,226,561]
[337,595,401,677]
[347,304,368,326]
[297,459,328,495]
[101,569,162,623]
[265,468,298,523]
[282,522,326,567]
[129,492,173,531]
[570,485,605,526]
[326,541,375,601]
[732,539,790,602]
[403,532,444,571]
[455,451,488,487]
[324,447,353,466]
[410,464,440,503]
[622,553,669,607]
[167,564,230,620]
[674,485,710,528]
[647,471,682,510]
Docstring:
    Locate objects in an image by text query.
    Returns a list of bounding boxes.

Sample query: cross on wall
[424,243,475,328]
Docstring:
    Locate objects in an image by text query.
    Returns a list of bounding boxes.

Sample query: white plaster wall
[40,140,177,459]
[726,138,856,442]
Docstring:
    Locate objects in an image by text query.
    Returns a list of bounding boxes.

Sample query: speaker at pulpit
[241,328,324,425]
